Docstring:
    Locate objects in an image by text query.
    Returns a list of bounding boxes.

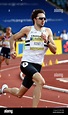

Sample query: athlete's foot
[0,84,8,94]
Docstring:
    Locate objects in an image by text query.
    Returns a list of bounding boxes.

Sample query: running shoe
[0,84,8,94]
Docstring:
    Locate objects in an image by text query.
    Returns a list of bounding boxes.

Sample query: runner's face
[6,27,12,34]
[35,13,46,27]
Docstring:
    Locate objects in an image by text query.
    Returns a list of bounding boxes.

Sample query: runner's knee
[33,72,45,86]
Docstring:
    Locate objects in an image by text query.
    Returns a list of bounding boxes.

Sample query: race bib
[30,37,44,50]
[3,40,10,46]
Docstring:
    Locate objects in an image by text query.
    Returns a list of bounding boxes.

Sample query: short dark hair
[31,9,46,24]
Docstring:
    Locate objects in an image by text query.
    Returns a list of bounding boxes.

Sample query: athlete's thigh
[20,61,41,88]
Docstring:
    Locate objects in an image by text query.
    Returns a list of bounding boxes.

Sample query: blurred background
[0,0,68,35]
[0,0,68,56]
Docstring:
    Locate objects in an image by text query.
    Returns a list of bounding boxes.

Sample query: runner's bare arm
[47,28,57,54]
[41,28,57,54]
[10,26,31,51]
[0,34,4,41]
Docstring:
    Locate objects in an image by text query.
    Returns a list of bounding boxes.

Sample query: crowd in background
[0,28,68,41]
[53,29,68,40]
[48,0,68,12]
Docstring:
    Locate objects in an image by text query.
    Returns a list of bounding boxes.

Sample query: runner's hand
[10,50,17,59]
[41,33,48,43]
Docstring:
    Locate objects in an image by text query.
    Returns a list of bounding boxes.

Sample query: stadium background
[0,0,68,56]
[0,0,68,35]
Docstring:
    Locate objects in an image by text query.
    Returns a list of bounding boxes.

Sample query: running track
[0,54,68,113]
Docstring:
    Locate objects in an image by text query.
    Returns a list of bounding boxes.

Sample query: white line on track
[42,69,68,71]
[0,66,19,72]
[1,66,68,72]
[0,94,68,108]
[23,95,68,107]
[0,106,7,108]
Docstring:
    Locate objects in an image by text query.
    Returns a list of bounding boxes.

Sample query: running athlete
[0,27,12,70]
[0,40,3,54]
[0,9,57,107]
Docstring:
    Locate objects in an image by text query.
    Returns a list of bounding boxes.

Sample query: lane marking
[1,65,68,72]
[56,78,68,83]
[0,106,7,108]
[43,85,68,93]
[23,95,68,106]
[0,94,68,108]
[58,60,68,64]
[0,66,19,72]
[42,69,68,71]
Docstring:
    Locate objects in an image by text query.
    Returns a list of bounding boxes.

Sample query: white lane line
[0,66,19,72]
[23,95,68,106]
[58,60,68,64]
[42,69,68,71]
[0,106,7,108]
[43,85,68,93]
[1,66,68,72]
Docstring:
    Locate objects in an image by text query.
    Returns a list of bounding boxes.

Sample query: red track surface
[0,54,68,110]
